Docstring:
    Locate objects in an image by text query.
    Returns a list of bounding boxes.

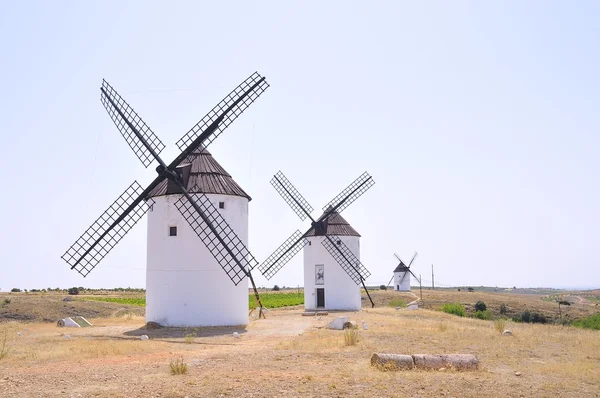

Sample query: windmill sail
[101,80,166,168]
[61,181,154,277]
[321,235,371,284]
[174,188,258,286]
[175,72,269,153]
[271,171,314,221]
[259,230,308,280]
[321,172,374,214]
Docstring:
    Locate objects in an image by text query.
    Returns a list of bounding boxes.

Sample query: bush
[68,287,80,295]
[514,311,547,324]
[572,314,600,330]
[379,285,387,290]
[272,285,280,291]
[474,310,494,320]
[442,302,466,317]
[169,357,188,375]
[10,288,21,293]
[388,297,407,308]
[474,301,487,312]
[467,287,474,292]
[499,303,508,315]
[3,298,10,305]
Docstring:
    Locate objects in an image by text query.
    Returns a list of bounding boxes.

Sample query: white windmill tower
[259,171,376,311]
[145,147,253,326]
[391,252,418,292]
[61,73,270,327]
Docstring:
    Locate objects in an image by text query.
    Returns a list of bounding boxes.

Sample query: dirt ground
[1,302,599,398]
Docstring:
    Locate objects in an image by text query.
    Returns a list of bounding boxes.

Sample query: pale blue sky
[0,1,598,290]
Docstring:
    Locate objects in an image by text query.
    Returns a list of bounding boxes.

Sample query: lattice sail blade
[408,251,418,268]
[100,79,166,168]
[175,72,269,152]
[394,252,402,263]
[258,230,308,280]
[174,188,257,285]
[61,181,154,277]
[271,171,314,221]
[321,235,371,284]
[322,172,375,214]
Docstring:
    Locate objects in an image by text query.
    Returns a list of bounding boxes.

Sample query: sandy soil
[1,305,599,398]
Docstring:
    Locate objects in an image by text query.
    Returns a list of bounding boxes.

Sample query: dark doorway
[316,288,325,308]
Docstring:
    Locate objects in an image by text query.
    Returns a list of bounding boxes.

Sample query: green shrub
[474,310,494,320]
[499,303,508,315]
[442,302,466,317]
[272,285,280,291]
[388,297,407,308]
[474,301,487,312]
[572,314,600,330]
[68,287,80,295]
[513,310,547,324]
[3,298,10,305]
[10,288,21,293]
[379,285,387,290]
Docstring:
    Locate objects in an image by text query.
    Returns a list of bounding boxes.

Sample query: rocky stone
[327,316,349,330]
[502,330,513,336]
[140,335,149,341]
[343,321,358,329]
[146,321,162,330]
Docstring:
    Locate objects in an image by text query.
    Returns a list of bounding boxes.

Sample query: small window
[219,202,225,209]
[308,241,312,246]
[336,239,342,245]
[169,226,177,236]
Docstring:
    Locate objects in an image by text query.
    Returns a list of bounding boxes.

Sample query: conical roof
[306,211,360,237]
[393,261,409,272]
[147,147,251,200]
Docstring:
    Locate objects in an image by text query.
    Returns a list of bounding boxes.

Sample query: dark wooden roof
[147,147,251,200]
[306,211,360,237]
[393,262,409,272]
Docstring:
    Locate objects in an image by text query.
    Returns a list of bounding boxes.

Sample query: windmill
[259,171,375,309]
[389,252,419,292]
[61,72,269,326]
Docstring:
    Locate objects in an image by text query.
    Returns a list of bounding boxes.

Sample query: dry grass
[169,357,188,375]
[343,328,359,346]
[0,329,8,360]
[494,318,507,334]
[1,292,599,397]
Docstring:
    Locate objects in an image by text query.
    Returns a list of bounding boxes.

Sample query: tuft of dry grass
[438,322,448,332]
[494,318,507,334]
[0,329,9,360]
[343,328,359,346]
[184,329,198,344]
[170,357,188,375]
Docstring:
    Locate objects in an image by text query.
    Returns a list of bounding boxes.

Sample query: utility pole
[419,274,423,300]
[431,264,435,290]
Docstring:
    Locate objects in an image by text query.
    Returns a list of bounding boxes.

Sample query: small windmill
[389,252,419,292]
[259,171,375,308]
[61,72,269,323]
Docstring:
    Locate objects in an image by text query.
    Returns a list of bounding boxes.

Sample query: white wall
[393,271,411,291]
[146,193,249,327]
[303,235,362,311]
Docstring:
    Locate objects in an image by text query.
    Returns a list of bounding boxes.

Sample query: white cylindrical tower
[145,147,251,327]
[303,212,362,311]
[393,269,411,291]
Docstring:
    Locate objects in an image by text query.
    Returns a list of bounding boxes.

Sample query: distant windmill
[259,171,375,309]
[61,72,270,326]
[389,252,419,292]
